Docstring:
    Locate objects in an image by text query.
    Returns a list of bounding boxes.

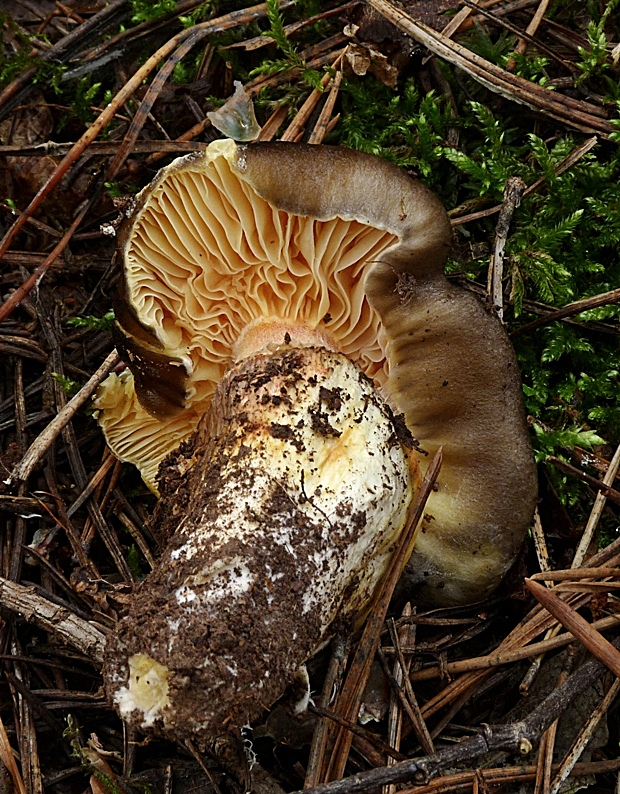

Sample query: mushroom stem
[232,317,336,361]
[104,345,414,740]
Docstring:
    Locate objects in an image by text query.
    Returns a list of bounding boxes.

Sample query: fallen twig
[0,713,27,794]
[451,136,598,226]
[408,613,620,681]
[385,618,434,755]
[512,286,620,337]
[366,0,614,135]
[462,0,573,74]
[222,2,359,51]
[399,759,620,794]
[525,578,620,677]
[384,605,416,794]
[509,0,552,66]
[7,350,120,486]
[296,636,620,794]
[306,637,350,788]
[0,140,211,156]
[573,442,620,566]
[309,704,406,763]
[549,676,620,794]
[308,70,343,145]
[547,456,620,505]
[487,176,525,319]
[0,577,107,662]
[0,193,98,324]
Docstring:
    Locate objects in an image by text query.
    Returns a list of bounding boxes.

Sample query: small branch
[222,2,359,51]
[547,456,620,506]
[512,286,620,337]
[257,106,289,142]
[308,704,406,763]
[438,0,478,41]
[511,0,552,61]
[0,194,97,323]
[7,350,120,486]
[0,713,27,794]
[573,441,620,567]
[365,0,613,135]
[281,56,341,142]
[376,647,430,755]
[0,577,107,663]
[530,568,620,581]
[105,32,205,181]
[385,620,433,754]
[0,0,127,119]
[0,140,213,156]
[525,579,620,678]
[451,136,598,227]
[531,508,552,586]
[461,0,567,73]
[305,636,350,788]
[384,605,415,794]
[534,652,572,794]
[487,176,525,319]
[549,677,620,794]
[399,759,620,794]
[295,638,620,794]
[408,616,620,682]
[307,70,343,145]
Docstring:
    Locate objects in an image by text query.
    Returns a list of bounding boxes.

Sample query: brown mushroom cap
[96,139,536,605]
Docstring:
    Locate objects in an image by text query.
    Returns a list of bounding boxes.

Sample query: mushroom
[95,139,536,740]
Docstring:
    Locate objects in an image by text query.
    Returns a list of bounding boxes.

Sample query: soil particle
[265,422,285,441]
[390,411,419,451]
[309,384,347,438]
[318,386,344,412]
[310,409,342,438]
[269,423,305,452]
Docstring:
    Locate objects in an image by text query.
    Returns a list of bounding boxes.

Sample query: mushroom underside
[97,139,536,624]
[96,140,400,491]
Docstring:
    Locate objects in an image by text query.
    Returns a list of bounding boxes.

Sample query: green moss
[264,0,303,68]
[66,311,115,331]
[0,14,39,89]
[130,0,176,23]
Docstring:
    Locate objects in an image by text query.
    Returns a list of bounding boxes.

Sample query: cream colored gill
[98,140,401,493]
[123,139,398,410]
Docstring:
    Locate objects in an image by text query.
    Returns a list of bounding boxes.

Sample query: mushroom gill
[96,139,398,491]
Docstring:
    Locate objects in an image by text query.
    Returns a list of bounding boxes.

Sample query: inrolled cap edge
[234,141,453,278]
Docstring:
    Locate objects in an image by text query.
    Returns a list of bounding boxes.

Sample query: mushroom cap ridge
[235,141,452,277]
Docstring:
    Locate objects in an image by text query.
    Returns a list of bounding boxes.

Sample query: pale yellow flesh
[114,653,170,727]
